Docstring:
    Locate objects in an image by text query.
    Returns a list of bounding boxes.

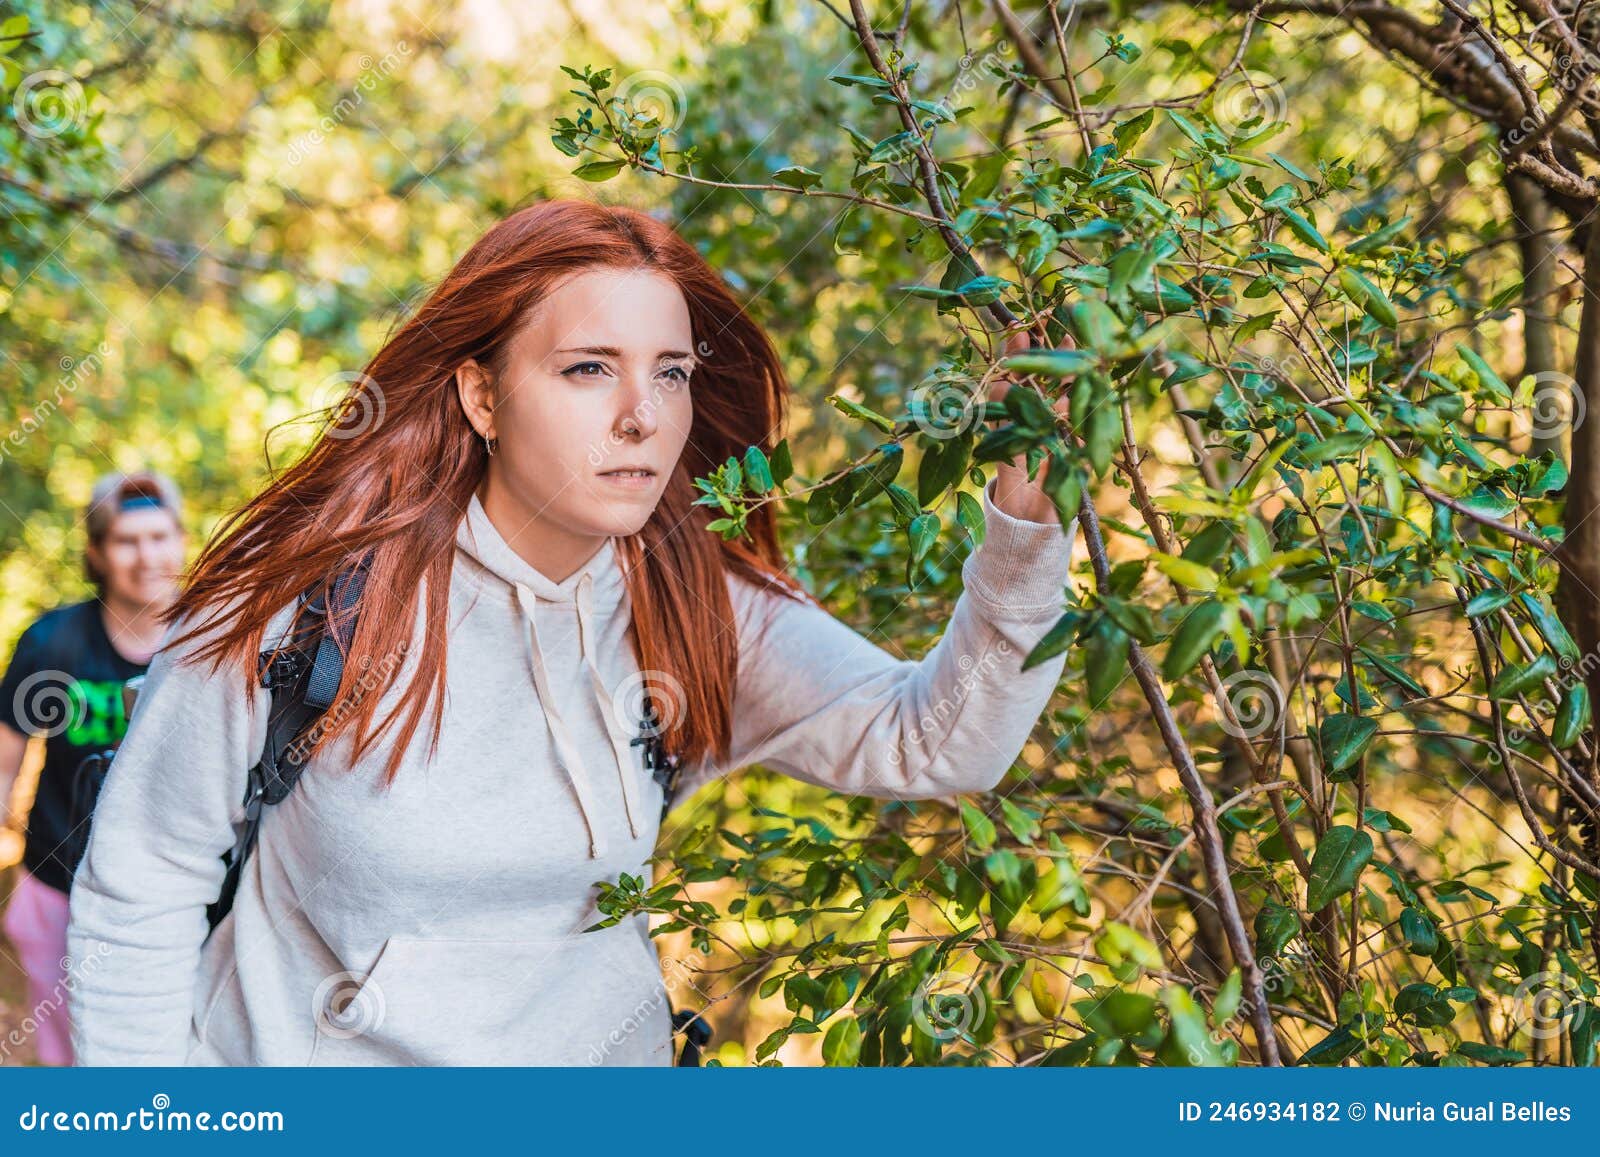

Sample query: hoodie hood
[453,491,643,858]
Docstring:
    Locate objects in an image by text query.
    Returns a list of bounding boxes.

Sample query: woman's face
[458,265,696,564]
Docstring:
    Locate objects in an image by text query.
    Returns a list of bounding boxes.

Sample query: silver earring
[484,433,498,456]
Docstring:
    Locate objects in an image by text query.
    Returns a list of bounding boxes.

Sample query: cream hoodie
[65,478,1076,1066]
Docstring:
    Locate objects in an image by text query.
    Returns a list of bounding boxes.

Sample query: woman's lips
[597,469,657,490]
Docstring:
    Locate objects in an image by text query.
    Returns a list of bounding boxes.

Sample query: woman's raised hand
[985,329,1073,524]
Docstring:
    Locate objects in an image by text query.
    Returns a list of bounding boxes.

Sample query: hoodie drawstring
[513,572,643,858]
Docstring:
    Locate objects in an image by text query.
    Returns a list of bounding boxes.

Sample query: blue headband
[118,494,168,512]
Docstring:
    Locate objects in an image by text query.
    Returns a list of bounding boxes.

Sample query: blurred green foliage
[4,1,1598,1067]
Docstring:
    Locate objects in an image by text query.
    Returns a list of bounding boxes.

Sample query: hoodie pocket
[306,923,674,1066]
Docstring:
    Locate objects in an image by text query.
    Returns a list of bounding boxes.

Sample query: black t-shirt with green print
[0,599,147,894]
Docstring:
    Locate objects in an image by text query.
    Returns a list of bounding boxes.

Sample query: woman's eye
[659,365,691,384]
[563,361,608,378]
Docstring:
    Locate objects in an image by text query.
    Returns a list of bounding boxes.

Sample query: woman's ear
[455,358,496,439]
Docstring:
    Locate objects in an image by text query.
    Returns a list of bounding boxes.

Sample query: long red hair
[166,198,806,784]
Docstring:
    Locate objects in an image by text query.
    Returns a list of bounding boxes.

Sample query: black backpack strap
[631,687,710,1064]
[206,559,370,932]
[631,686,685,825]
[672,1008,712,1067]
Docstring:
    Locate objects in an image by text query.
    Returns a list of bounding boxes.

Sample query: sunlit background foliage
[4,0,1600,1066]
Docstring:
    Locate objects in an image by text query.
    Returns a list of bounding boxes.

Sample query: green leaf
[743,446,774,494]
[1151,552,1221,591]
[960,800,997,850]
[1160,984,1228,1066]
[1347,215,1413,254]
[1303,430,1372,463]
[1464,588,1512,617]
[956,490,985,545]
[1456,344,1511,399]
[1279,206,1328,252]
[908,512,940,562]
[1161,600,1225,679]
[1318,713,1379,776]
[827,394,897,434]
[1254,901,1300,958]
[1095,921,1163,980]
[772,165,823,190]
[769,439,794,487]
[1306,826,1374,911]
[1023,612,1075,671]
[1363,807,1411,834]
[1337,266,1398,327]
[1212,968,1243,1028]
[1300,1023,1365,1065]
[869,131,919,162]
[828,72,893,89]
[1553,683,1590,748]
[1400,906,1437,955]
[1085,616,1130,706]
[572,158,626,181]
[1248,902,1299,966]
[1455,1041,1525,1065]
[917,435,971,505]
[1489,653,1558,701]
[1002,349,1098,377]
[822,1015,863,1066]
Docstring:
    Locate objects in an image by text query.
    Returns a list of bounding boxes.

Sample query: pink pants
[2,870,75,1066]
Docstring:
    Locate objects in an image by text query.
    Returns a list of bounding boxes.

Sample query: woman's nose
[619,381,660,438]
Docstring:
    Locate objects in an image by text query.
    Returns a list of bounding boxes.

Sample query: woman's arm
[674,476,1076,805]
[66,607,268,1066]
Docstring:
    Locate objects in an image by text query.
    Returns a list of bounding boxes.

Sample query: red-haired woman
[66,199,1076,1066]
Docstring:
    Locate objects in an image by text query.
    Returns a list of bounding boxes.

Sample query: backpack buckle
[258,650,307,690]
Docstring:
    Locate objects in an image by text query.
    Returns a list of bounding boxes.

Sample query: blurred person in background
[0,471,186,1065]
